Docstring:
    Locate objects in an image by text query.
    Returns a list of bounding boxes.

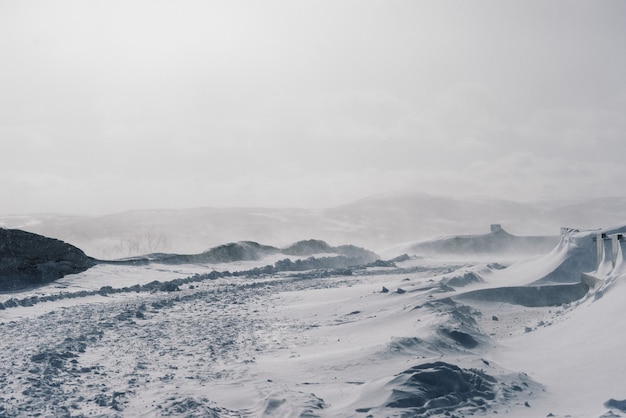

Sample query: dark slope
[0,228,96,291]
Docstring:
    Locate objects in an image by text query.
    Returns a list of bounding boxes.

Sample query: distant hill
[282,239,335,256]
[115,239,378,267]
[0,227,380,290]
[117,241,280,265]
[2,192,625,259]
[405,225,560,257]
[0,228,95,291]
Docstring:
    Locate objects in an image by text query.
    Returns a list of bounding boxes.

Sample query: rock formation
[0,228,95,291]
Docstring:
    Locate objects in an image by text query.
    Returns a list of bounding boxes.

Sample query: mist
[1,1,626,215]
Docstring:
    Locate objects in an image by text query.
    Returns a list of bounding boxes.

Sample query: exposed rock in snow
[384,362,496,412]
[4,222,626,417]
[0,228,95,290]
[128,241,281,264]
[112,239,379,269]
[605,398,626,412]
[281,239,335,256]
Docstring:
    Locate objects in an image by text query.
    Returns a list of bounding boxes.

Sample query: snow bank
[480,226,626,286]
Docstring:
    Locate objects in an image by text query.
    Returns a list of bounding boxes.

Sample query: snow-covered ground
[2,227,626,417]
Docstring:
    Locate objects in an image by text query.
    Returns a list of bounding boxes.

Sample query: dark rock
[381,286,389,293]
[160,282,180,292]
[383,361,496,414]
[605,398,626,411]
[98,286,114,296]
[367,259,397,268]
[444,272,483,287]
[0,228,95,290]
[443,330,479,349]
[3,298,18,308]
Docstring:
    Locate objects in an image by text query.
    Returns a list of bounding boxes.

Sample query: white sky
[1,0,625,214]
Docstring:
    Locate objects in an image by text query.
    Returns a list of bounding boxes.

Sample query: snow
[2,226,626,416]
[487,279,626,417]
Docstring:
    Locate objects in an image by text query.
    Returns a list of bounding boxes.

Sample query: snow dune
[1,226,626,416]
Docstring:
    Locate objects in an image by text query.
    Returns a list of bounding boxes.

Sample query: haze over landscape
[4,2,626,418]
[2,0,626,215]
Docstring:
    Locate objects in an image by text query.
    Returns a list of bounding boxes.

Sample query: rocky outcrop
[0,228,95,291]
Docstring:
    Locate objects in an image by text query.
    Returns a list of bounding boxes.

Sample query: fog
[1,1,625,215]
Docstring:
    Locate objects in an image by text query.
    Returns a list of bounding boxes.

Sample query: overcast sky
[1,1,625,215]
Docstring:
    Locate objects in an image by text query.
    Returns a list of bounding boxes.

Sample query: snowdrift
[453,226,626,307]
[405,227,559,258]
[476,225,626,286]
[4,223,626,416]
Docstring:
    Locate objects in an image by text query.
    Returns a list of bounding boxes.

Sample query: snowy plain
[1,227,626,417]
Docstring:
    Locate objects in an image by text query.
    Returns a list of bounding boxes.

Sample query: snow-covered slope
[2,225,626,416]
[474,225,626,286]
[475,227,626,417]
[401,226,559,259]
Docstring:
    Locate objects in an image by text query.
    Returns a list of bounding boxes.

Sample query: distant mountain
[544,197,626,230]
[0,228,95,291]
[2,192,626,259]
[326,192,550,247]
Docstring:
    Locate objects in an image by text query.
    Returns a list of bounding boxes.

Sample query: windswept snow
[2,226,626,416]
